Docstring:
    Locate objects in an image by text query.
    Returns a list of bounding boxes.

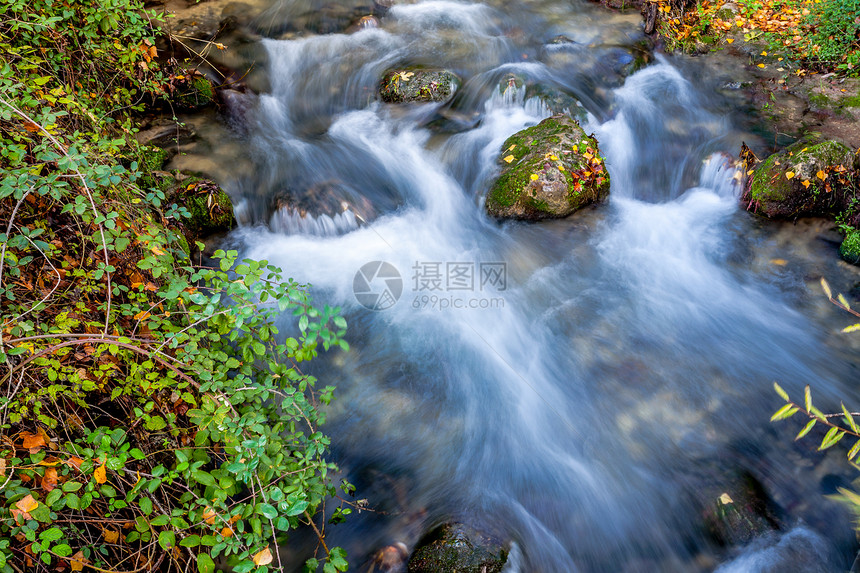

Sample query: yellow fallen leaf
[726,38,734,43]
[104,529,120,543]
[529,174,539,181]
[719,493,734,505]
[70,551,88,572]
[761,50,767,56]
[503,155,514,163]
[507,144,516,151]
[94,463,107,484]
[802,180,811,188]
[16,494,39,514]
[221,527,233,538]
[785,171,795,179]
[770,259,788,266]
[816,170,827,180]
[549,155,559,161]
[253,547,273,566]
[757,63,766,68]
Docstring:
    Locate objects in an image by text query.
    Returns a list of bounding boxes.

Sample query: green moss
[142,146,169,172]
[808,92,831,108]
[175,76,216,109]
[840,228,860,265]
[842,94,860,108]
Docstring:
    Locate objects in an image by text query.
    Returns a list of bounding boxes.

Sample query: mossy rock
[840,228,860,265]
[173,178,236,241]
[174,75,216,110]
[486,114,610,220]
[379,69,459,104]
[407,523,507,573]
[744,138,857,219]
[702,472,781,547]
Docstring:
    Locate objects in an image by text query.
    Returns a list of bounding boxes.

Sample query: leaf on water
[770,258,787,266]
[253,547,273,566]
[718,493,733,505]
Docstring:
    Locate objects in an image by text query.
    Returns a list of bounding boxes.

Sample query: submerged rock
[486,114,610,220]
[407,523,508,573]
[702,472,782,548]
[743,138,857,221]
[379,69,460,104]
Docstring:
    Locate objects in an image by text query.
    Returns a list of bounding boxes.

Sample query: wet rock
[366,542,409,572]
[135,119,196,148]
[379,69,460,104]
[742,138,858,221]
[486,114,610,220]
[702,472,782,547]
[407,523,508,573]
[269,180,375,236]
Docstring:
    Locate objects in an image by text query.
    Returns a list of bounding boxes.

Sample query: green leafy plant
[0,0,356,571]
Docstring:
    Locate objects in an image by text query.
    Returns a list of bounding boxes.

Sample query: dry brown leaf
[65,456,84,471]
[103,529,120,543]
[253,547,273,566]
[221,527,233,538]
[202,507,217,525]
[21,431,46,452]
[42,467,59,492]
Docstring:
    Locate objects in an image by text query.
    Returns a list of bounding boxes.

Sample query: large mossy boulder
[407,523,507,573]
[743,138,857,220]
[486,114,610,220]
[172,177,236,242]
[379,69,459,104]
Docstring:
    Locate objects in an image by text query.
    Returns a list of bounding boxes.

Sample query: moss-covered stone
[486,114,610,220]
[174,75,216,110]
[141,146,169,172]
[744,138,856,219]
[379,69,459,104]
[840,228,860,265]
[407,523,507,573]
[172,177,235,241]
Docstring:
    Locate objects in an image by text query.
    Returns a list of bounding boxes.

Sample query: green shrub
[805,1,860,74]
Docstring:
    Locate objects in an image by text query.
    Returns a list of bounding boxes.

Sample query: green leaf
[39,528,64,542]
[848,439,860,461]
[286,500,309,517]
[139,497,153,515]
[192,470,216,487]
[795,419,816,441]
[53,544,72,557]
[197,553,215,573]
[819,426,846,450]
[158,530,176,550]
[180,535,200,547]
[842,402,859,433]
[257,503,278,519]
[773,382,789,402]
[150,515,169,526]
[329,547,348,571]
[804,385,812,412]
[770,404,799,422]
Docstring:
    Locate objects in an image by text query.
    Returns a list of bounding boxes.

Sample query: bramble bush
[1,0,354,571]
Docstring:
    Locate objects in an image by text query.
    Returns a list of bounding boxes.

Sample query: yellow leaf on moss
[726,38,734,43]
[816,170,827,180]
[503,155,514,163]
[785,171,795,179]
[529,174,539,181]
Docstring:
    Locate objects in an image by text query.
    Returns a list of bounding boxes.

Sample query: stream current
[205,0,860,570]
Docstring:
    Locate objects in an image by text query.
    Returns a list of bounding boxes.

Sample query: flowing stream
[207,0,860,570]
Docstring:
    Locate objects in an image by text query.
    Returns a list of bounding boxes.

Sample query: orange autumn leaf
[42,467,59,492]
[785,171,795,180]
[221,527,233,538]
[253,547,273,566]
[94,463,107,484]
[202,508,217,525]
[65,456,84,471]
[802,180,811,188]
[13,494,39,521]
[134,310,151,321]
[103,529,120,543]
[21,431,46,452]
[816,170,827,180]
